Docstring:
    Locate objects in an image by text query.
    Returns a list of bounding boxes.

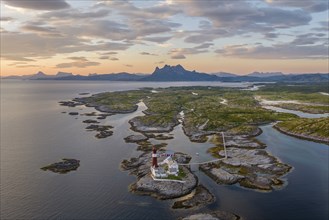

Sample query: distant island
[3,64,329,82]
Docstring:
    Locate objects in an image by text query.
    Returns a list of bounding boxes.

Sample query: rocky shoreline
[172,185,215,209]
[273,124,329,145]
[129,117,179,133]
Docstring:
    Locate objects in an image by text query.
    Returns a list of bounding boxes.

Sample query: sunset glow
[1,0,328,76]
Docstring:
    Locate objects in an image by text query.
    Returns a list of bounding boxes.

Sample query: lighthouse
[152,146,158,168]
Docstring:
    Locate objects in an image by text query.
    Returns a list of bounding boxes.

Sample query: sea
[1,80,328,220]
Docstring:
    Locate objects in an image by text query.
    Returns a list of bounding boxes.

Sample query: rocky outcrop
[95,105,138,114]
[124,134,148,143]
[41,158,80,174]
[68,112,79,115]
[129,117,178,133]
[145,133,174,140]
[224,135,265,149]
[130,166,198,200]
[180,211,240,220]
[82,119,99,124]
[85,124,114,138]
[207,167,243,184]
[200,147,291,191]
[172,185,215,209]
[59,101,83,107]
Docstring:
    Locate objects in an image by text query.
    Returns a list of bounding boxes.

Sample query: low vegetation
[275,118,329,144]
[81,83,328,142]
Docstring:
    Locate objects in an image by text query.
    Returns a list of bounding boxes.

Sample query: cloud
[0,55,35,62]
[140,52,157,56]
[101,51,118,55]
[171,54,186,59]
[56,57,100,68]
[140,36,172,43]
[169,43,211,59]
[99,1,181,19]
[193,43,214,50]
[312,21,329,32]
[40,9,110,20]
[3,0,70,10]
[124,64,133,67]
[290,33,327,46]
[173,0,312,44]
[110,57,119,61]
[215,41,328,59]
[99,56,109,60]
[265,0,328,13]
[1,32,132,61]
[0,17,14,21]
[8,61,27,66]
[264,32,279,39]
[16,64,40,68]
[21,25,64,37]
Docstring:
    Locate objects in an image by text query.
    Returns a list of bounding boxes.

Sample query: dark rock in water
[172,185,215,209]
[96,113,112,120]
[83,112,97,116]
[68,112,79,115]
[82,119,99,124]
[61,111,66,114]
[79,92,90,95]
[180,210,240,220]
[145,133,174,140]
[95,130,113,138]
[124,134,148,143]
[59,101,83,107]
[41,158,80,174]
[85,124,113,132]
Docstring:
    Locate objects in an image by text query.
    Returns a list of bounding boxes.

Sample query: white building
[151,166,168,178]
[160,156,179,176]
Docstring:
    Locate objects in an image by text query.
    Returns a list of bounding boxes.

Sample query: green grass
[82,84,327,140]
[166,168,187,180]
[276,117,329,140]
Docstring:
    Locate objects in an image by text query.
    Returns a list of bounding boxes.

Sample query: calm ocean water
[1,80,328,220]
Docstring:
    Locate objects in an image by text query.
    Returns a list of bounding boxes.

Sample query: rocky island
[41,158,80,174]
[121,150,198,200]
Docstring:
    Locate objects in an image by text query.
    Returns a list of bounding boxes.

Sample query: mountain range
[2,65,329,82]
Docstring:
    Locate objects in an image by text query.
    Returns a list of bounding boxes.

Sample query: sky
[0,0,328,76]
